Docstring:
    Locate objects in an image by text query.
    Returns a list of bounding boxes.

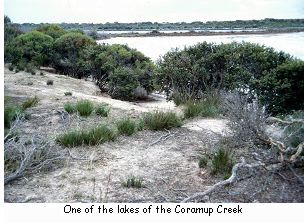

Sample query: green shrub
[35,24,67,39]
[198,156,208,168]
[8,65,14,71]
[75,100,94,117]
[144,111,182,130]
[21,96,39,110]
[122,176,143,188]
[108,67,139,101]
[64,102,76,113]
[6,31,53,66]
[4,106,22,128]
[95,103,110,117]
[56,125,117,147]
[211,147,234,176]
[116,118,137,136]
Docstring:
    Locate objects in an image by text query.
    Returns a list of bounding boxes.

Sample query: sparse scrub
[46,79,53,85]
[211,147,234,176]
[144,111,182,130]
[64,102,76,113]
[75,100,94,117]
[95,103,110,117]
[122,176,143,188]
[21,96,39,110]
[116,118,137,136]
[64,91,72,96]
[56,125,117,147]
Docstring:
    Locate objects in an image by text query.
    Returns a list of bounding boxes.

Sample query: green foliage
[144,111,182,130]
[53,32,95,78]
[21,96,39,110]
[258,60,304,115]
[156,41,299,115]
[64,92,72,96]
[64,102,76,113]
[108,67,140,100]
[95,103,110,117]
[198,156,208,168]
[8,65,14,71]
[56,125,117,147]
[211,147,234,176]
[6,30,54,66]
[183,93,219,119]
[4,106,22,128]
[116,118,137,136]
[122,176,143,188]
[75,100,94,117]
[35,24,67,39]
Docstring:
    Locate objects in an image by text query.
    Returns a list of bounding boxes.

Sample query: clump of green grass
[95,103,110,117]
[144,111,182,130]
[116,118,137,136]
[172,92,189,106]
[4,106,22,128]
[21,96,39,110]
[122,176,143,188]
[198,155,208,168]
[64,102,76,113]
[211,147,234,178]
[183,96,219,119]
[76,100,94,117]
[64,92,72,96]
[56,125,117,147]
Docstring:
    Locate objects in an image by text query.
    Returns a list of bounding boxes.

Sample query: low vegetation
[211,147,235,178]
[64,102,76,114]
[95,103,110,117]
[116,118,137,136]
[122,176,144,188]
[56,125,117,147]
[21,96,39,110]
[75,100,94,117]
[46,80,54,85]
[143,111,182,130]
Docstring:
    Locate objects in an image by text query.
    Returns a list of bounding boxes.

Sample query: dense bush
[90,44,155,98]
[258,60,304,114]
[52,32,96,78]
[35,24,67,39]
[155,41,299,114]
[6,31,54,67]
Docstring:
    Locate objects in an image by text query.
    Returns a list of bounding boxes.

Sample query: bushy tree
[6,30,53,67]
[52,32,96,78]
[258,60,304,114]
[35,24,67,39]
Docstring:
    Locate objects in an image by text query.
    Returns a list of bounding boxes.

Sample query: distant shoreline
[97,28,304,40]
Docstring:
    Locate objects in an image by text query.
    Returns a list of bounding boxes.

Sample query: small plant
[21,96,39,110]
[40,72,45,76]
[56,125,117,147]
[116,118,137,136]
[76,100,94,117]
[64,102,76,113]
[211,147,234,177]
[198,156,208,168]
[64,92,72,96]
[46,80,53,85]
[95,103,110,117]
[15,69,20,73]
[172,92,188,106]
[122,176,143,188]
[8,65,14,71]
[144,111,182,131]
[4,106,22,128]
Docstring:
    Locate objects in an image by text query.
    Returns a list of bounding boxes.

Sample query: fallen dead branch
[181,157,263,203]
[149,130,173,146]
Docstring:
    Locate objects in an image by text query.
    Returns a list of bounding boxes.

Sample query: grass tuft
[122,176,143,188]
[116,118,137,136]
[75,100,94,117]
[46,80,53,85]
[21,96,39,110]
[144,111,182,131]
[198,155,208,168]
[64,102,76,113]
[56,125,117,147]
[211,147,234,177]
[95,103,110,117]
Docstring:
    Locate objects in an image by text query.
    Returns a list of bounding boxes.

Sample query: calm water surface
[98,32,304,61]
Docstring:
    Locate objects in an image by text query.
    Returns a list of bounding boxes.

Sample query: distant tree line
[14,18,304,32]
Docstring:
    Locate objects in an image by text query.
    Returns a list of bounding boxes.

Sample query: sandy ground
[4,66,303,203]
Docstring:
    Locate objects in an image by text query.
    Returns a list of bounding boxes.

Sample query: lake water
[98,32,304,61]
